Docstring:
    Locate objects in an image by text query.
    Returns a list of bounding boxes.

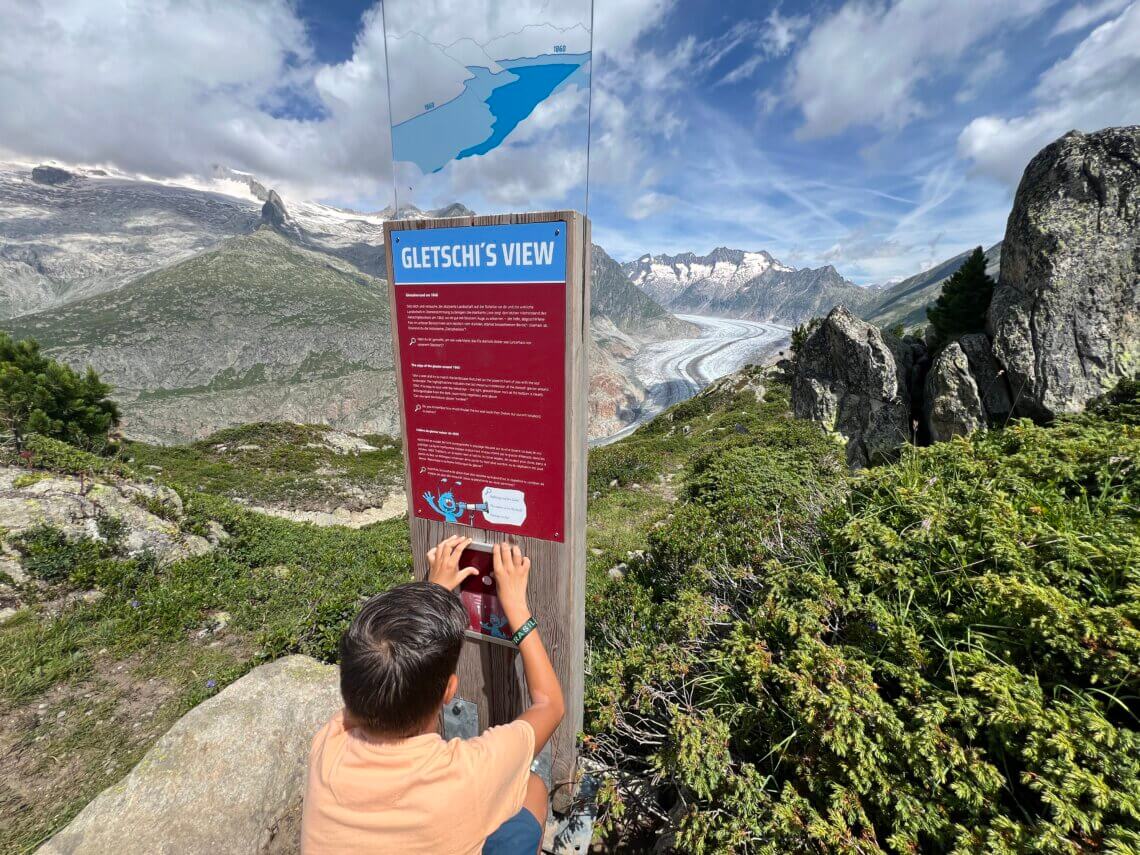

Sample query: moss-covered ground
[122,422,404,510]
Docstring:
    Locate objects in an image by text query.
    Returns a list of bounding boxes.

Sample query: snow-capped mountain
[0,160,476,320]
[0,161,262,318]
[627,247,794,307]
[624,247,879,325]
[0,160,687,443]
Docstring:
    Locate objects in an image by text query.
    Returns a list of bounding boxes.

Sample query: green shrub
[588,443,661,494]
[0,334,120,448]
[588,396,1140,853]
[17,433,129,477]
[8,525,111,584]
[1087,375,1140,425]
[95,515,128,552]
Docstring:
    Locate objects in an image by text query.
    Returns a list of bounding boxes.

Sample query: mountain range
[624,247,883,325]
[0,162,679,441]
[0,160,1001,443]
[623,242,1003,332]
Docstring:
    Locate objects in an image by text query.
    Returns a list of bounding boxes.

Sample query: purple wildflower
[128,599,140,609]
[206,679,217,689]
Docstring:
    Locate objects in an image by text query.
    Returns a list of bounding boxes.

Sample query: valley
[594,314,789,444]
[0,160,1007,451]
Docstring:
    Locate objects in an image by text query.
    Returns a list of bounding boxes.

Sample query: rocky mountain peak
[260,189,290,228]
[624,246,876,325]
[259,190,304,241]
[31,165,75,186]
[429,202,475,219]
[707,246,746,264]
[210,164,270,201]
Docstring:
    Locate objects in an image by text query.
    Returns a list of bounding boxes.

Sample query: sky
[1,0,1138,283]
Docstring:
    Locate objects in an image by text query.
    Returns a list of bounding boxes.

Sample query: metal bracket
[543,773,600,855]
[441,696,478,740]
[530,741,553,789]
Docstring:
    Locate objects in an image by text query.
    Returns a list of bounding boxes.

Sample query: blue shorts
[483,807,542,855]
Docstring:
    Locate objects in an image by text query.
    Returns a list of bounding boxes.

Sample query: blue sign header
[391,221,567,285]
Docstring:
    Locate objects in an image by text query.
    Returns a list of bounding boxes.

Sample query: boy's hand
[426,536,478,591]
[492,542,531,628]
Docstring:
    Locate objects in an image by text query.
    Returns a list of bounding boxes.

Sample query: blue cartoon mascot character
[481,613,509,639]
[422,487,488,524]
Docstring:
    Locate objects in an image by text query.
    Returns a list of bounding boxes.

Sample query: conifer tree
[0,334,120,449]
[926,246,994,344]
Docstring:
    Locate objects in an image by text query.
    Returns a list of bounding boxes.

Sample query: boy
[301,536,565,854]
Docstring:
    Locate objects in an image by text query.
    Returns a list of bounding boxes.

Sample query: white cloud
[955,50,1006,103]
[626,191,676,220]
[717,8,809,86]
[787,0,1057,139]
[0,0,393,204]
[1051,0,1131,35]
[0,0,677,211]
[593,0,677,56]
[760,7,810,57]
[382,0,590,46]
[958,2,1140,185]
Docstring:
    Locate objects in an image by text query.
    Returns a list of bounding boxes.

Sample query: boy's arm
[492,542,565,758]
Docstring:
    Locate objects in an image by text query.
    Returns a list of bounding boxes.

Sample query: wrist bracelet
[511,616,537,646]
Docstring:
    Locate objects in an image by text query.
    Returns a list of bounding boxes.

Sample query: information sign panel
[384,211,588,810]
[390,221,568,542]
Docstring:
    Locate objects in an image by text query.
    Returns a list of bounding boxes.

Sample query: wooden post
[383,211,589,809]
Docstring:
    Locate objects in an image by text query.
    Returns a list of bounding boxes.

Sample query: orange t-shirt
[301,710,535,854]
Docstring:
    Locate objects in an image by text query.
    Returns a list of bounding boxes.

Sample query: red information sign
[391,222,567,542]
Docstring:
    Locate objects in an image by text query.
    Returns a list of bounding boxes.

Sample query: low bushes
[587,383,1140,853]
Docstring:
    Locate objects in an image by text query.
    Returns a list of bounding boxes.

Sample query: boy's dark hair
[339,582,467,736]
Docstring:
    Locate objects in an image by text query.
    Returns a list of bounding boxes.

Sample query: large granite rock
[989,126,1140,420]
[0,467,211,563]
[958,333,1013,423]
[792,306,914,467]
[925,342,986,442]
[38,656,341,855]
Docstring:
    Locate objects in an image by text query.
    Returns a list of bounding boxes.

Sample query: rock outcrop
[0,465,214,616]
[989,126,1140,420]
[925,342,985,442]
[31,165,75,185]
[792,306,914,467]
[958,333,1012,423]
[922,333,1014,441]
[0,466,210,563]
[37,656,341,855]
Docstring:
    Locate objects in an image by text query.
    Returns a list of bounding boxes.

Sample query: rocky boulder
[922,332,1015,442]
[37,656,341,855]
[31,165,75,185]
[925,342,986,442]
[0,467,210,564]
[957,333,1012,423]
[989,126,1140,420]
[792,306,915,467]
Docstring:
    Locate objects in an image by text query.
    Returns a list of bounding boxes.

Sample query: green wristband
[511,616,538,646]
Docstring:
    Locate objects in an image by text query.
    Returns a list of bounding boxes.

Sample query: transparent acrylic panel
[381,0,593,216]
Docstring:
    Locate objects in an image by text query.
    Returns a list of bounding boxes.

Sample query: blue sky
[2,0,1138,284]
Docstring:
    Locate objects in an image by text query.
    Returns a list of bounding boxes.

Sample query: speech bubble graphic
[481,487,527,526]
